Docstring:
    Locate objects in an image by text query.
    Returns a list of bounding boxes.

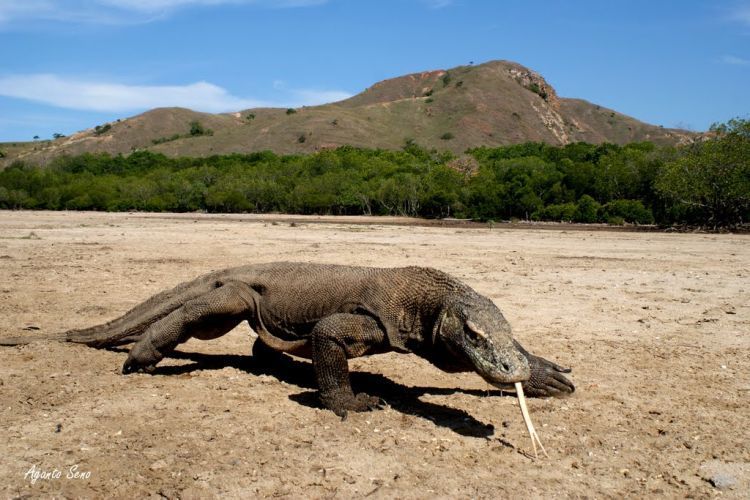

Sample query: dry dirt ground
[0,211,748,499]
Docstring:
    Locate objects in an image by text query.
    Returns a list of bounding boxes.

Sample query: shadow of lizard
[109,345,504,438]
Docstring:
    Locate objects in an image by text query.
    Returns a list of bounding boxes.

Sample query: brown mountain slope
[3,60,694,165]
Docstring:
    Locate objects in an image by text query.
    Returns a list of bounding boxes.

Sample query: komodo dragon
[1,262,574,419]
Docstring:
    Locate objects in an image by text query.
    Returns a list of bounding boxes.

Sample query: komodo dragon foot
[122,356,157,374]
[121,337,162,374]
[320,389,388,420]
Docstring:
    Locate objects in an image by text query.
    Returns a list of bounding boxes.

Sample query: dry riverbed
[0,211,748,498]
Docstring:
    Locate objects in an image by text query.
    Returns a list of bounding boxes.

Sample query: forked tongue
[514,382,548,459]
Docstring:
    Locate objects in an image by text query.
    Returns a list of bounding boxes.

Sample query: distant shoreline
[5,209,730,233]
[137,212,661,232]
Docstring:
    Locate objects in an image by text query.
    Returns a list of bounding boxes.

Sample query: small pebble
[150,459,168,471]
[708,474,736,490]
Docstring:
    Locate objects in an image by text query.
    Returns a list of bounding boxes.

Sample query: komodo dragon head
[434,295,530,387]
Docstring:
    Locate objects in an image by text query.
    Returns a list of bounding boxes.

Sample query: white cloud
[0,0,146,25]
[0,1,60,23]
[100,0,241,11]
[422,0,453,9]
[730,4,750,26]
[720,54,750,66]
[100,0,327,12]
[0,0,327,26]
[0,74,265,112]
[290,88,352,106]
[270,79,351,106]
[0,74,351,112]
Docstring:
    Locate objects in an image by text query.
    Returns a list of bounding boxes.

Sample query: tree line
[0,118,747,228]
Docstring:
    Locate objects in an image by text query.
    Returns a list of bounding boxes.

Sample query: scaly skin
[3,263,575,416]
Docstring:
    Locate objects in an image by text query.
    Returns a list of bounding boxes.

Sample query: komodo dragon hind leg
[311,313,389,419]
[251,338,291,367]
[122,281,256,374]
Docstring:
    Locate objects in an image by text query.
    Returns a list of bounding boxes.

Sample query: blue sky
[0,0,748,142]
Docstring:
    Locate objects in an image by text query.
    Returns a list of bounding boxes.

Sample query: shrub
[527,83,548,100]
[600,199,654,224]
[152,134,182,145]
[190,121,206,137]
[574,194,601,223]
[286,108,297,115]
[94,124,111,136]
[534,202,577,222]
[440,132,454,141]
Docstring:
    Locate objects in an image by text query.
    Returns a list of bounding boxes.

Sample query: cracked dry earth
[0,211,748,498]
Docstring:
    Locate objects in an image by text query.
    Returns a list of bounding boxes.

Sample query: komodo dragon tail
[0,334,67,346]
[0,277,217,348]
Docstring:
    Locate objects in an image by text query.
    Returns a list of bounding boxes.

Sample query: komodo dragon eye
[464,320,488,344]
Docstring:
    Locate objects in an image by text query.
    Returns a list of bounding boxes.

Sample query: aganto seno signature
[24,464,91,484]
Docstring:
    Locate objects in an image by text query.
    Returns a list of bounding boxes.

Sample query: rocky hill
[3,60,694,165]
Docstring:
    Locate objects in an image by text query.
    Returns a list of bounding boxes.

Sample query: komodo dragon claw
[326,391,387,420]
[522,354,575,398]
[121,358,156,375]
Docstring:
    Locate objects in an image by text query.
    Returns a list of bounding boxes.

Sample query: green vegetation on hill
[152,121,214,145]
[0,119,747,228]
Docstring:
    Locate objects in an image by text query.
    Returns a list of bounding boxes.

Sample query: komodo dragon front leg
[122,281,255,374]
[513,340,574,398]
[311,313,389,418]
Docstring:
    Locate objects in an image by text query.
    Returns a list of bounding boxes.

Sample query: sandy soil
[0,211,748,499]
